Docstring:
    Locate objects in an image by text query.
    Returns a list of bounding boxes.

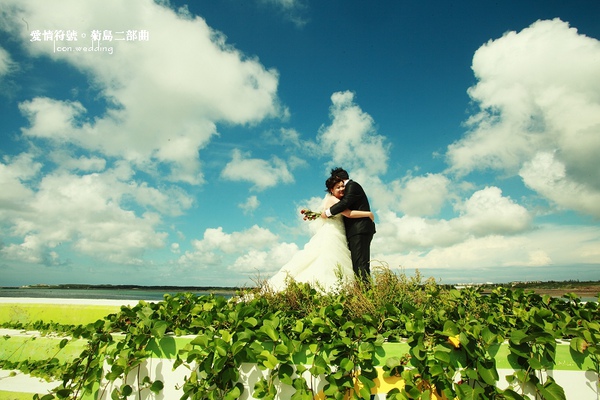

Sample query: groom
[322,167,376,286]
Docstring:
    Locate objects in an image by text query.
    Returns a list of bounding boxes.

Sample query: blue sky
[1,0,599,287]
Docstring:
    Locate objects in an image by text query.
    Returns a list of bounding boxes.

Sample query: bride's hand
[369,212,374,221]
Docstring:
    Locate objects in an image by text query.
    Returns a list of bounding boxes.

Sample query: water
[0,287,234,301]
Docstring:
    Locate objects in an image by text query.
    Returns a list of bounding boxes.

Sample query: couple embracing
[268,168,376,292]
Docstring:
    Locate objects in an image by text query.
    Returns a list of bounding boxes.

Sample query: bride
[268,176,375,292]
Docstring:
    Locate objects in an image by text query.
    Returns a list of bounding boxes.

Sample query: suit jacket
[329,180,376,238]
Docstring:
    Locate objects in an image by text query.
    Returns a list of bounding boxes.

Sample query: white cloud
[5,0,283,184]
[232,242,299,273]
[398,173,450,216]
[520,152,600,217]
[0,153,196,265]
[376,225,600,272]
[221,149,294,190]
[372,186,530,253]
[318,91,389,177]
[0,46,13,77]
[375,212,463,251]
[197,225,279,253]
[0,0,286,271]
[178,225,298,273]
[258,0,308,27]
[54,154,107,173]
[446,19,600,218]
[454,186,531,236]
[19,97,86,140]
[0,153,40,214]
[239,195,260,214]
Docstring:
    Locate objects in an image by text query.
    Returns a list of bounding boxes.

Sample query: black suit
[329,180,375,284]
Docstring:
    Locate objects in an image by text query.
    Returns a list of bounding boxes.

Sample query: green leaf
[510,330,527,345]
[292,320,304,333]
[55,389,72,400]
[358,374,374,398]
[231,339,247,356]
[477,359,498,386]
[122,384,133,396]
[220,329,232,342]
[190,334,209,347]
[224,383,243,400]
[569,337,588,353]
[528,356,544,370]
[481,327,498,345]
[537,377,566,400]
[260,350,279,369]
[455,383,485,399]
[151,320,169,338]
[442,320,459,336]
[339,357,354,372]
[213,337,228,356]
[150,380,164,393]
[434,349,451,364]
[385,357,401,369]
[429,364,444,376]
[500,389,526,400]
[260,324,279,341]
[278,363,295,385]
[309,355,328,376]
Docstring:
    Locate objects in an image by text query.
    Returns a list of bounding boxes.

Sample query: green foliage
[2,269,599,399]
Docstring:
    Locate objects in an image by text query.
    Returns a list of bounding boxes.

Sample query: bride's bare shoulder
[324,194,340,209]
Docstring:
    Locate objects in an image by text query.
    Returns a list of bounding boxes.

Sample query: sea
[0,287,235,301]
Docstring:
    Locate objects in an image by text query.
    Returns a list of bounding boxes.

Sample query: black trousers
[347,233,373,285]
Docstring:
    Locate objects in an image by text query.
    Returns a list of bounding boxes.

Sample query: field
[490,281,600,299]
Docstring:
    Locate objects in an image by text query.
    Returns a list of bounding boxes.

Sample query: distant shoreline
[2,284,242,293]
[2,280,599,298]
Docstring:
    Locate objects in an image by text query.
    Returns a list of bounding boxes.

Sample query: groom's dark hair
[330,167,349,180]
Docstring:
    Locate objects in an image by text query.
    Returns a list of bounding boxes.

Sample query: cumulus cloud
[0,0,284,270]
[520,152,600,217]
[0,153,40,213]
[50,152,107,173]
[398,173,450,217]
[446,19,600,218]
[373,186,531,254]
[318,91,389,177]
[0,157,177,265]
[454,186,531,236]
[221,149,294,190]
[232,242,299,273]
[178,225,298,273]
[376,225,600,272]
[4,0,283,184]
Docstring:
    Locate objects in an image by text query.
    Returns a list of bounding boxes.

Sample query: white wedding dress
[268,195,354,293]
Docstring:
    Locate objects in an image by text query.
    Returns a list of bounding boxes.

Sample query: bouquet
[300,209,321,221]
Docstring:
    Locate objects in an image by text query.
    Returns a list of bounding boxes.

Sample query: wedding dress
[268,195,354,292]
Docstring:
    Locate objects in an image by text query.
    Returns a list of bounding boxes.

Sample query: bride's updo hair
[325,175,344,193]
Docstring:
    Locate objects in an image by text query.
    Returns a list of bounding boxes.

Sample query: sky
[1,0,599,288]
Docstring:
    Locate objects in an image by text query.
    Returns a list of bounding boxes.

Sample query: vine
[1,269,598,399]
